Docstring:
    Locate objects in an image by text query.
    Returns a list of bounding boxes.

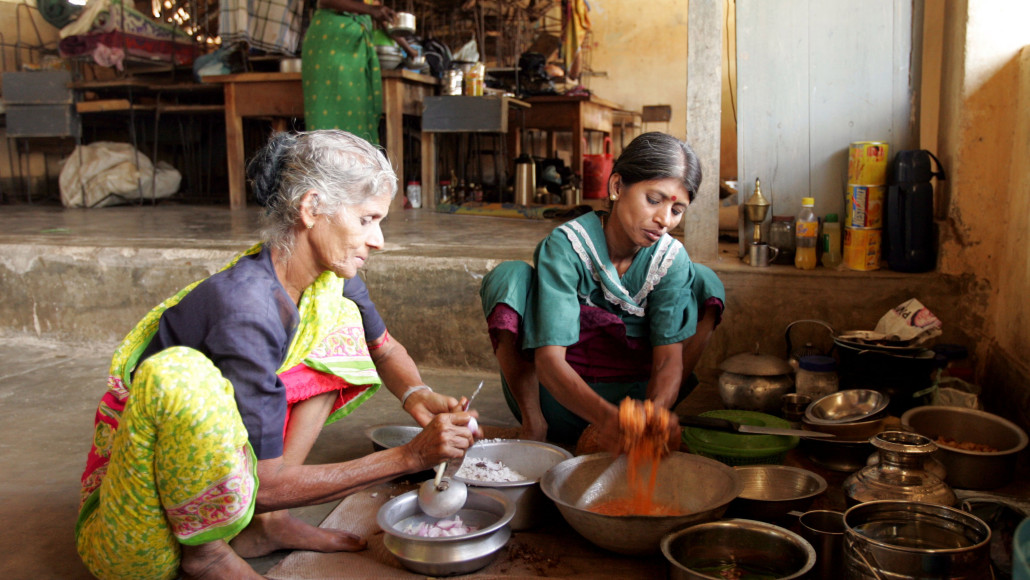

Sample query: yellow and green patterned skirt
[75,244,381,580]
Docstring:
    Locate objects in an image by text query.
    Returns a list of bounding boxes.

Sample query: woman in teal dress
[480,132,725,449]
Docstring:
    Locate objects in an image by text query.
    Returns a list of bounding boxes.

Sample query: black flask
[886,151,947,272]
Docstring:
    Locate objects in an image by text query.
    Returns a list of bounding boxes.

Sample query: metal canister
[845,184,886,228]
[848,141,890,185]
[843,227,881,271]
[843,501,992,579]
[442,69,463,96]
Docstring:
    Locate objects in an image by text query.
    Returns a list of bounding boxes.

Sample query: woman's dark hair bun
[248,132,297,208]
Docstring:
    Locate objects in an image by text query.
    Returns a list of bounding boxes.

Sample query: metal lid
[799,355,837,373]
[720,347,793,376]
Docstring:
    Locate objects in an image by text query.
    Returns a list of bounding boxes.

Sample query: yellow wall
[936,0,1030,384]
[577,0,736,180]
[585,0,688,141]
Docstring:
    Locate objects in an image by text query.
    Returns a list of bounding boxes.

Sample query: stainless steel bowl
[365,424,421,451]
[540,452,742,555]
[799,436,874,473]
[805,389,889,425]
[661,519,816,579]
[726,465,827,523]
[454,439,572,531]
[378,54,403,71]
[377,488,514,576]
[901,405,1029,489]
[801,415,885,440]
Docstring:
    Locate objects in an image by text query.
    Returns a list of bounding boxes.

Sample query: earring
[609,192,618,201]
[306,222,313,229]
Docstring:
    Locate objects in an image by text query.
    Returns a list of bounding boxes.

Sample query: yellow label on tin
[846,185,886,228]
[848,141,889,186]
[843,227,882,271]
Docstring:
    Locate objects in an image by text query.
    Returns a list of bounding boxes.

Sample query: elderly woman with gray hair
[75,130,478,580]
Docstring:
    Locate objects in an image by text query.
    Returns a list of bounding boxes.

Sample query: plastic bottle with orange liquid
[795,197,818,270]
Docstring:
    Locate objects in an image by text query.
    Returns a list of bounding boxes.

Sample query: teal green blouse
[523,211,724,349]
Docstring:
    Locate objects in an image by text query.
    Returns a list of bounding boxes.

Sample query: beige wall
[936,0,1030,414]
[578,0,735,180]
[579,0,689,142]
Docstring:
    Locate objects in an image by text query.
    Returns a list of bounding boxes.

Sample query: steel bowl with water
[540,452,741,555]
[453,439,572,530]
[377,487,514,576]
[843,500,993,579]
[661,519,816,579]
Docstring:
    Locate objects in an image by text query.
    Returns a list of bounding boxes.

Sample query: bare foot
[181,540,264,580]
[518,417,548,442]
[230,510,366,558]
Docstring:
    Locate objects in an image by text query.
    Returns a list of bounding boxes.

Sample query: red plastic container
[582,137,613,199]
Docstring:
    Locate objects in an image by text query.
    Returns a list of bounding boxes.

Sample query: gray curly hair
[248,130,397,260]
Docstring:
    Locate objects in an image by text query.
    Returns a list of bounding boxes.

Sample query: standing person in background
[479,132,725,452]
[301,1,394,140]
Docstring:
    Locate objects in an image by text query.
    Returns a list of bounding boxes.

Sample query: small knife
[679,415,835,439]
[463,380,484,411]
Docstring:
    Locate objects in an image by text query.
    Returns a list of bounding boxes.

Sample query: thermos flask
[886,150,946,273]
[514,155,535,206]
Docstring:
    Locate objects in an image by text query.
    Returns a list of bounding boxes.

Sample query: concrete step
[0,204,973,380]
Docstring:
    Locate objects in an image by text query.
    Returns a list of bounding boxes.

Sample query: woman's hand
[403,412,478,471]
[369,3,396,27]
[404,388,462,427]
[574,404,621,455]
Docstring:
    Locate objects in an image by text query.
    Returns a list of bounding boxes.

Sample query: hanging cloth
[561,0,591,80]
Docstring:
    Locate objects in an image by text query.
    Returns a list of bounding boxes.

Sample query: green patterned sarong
[301,9,382,142]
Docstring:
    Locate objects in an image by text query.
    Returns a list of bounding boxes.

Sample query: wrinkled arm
[368,331,462,426]
[253,411,474,512]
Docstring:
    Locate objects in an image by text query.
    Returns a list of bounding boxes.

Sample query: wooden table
[420,95,530,207]
[205,70,438,211]
[513,94,622,180]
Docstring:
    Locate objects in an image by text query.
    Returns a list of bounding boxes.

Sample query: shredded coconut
[402,516,478,537]
[456,458,528,482]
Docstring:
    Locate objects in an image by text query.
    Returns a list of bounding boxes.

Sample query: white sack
[60,141,181,208]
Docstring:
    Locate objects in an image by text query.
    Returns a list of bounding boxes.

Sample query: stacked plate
[376,45,404,71]
[799,389,890,472]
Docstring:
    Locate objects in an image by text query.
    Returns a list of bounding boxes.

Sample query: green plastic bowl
[682,410,799,466]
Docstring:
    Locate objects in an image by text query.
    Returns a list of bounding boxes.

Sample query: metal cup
[798,510,845,580]
[748,241,780,267]
[781,393,813,422]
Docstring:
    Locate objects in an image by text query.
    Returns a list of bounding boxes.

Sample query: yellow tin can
[843,227,882,271]
[845,184,886,228]
[848,141,890,185]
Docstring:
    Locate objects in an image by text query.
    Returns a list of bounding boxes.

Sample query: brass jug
[843,431,956,507]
